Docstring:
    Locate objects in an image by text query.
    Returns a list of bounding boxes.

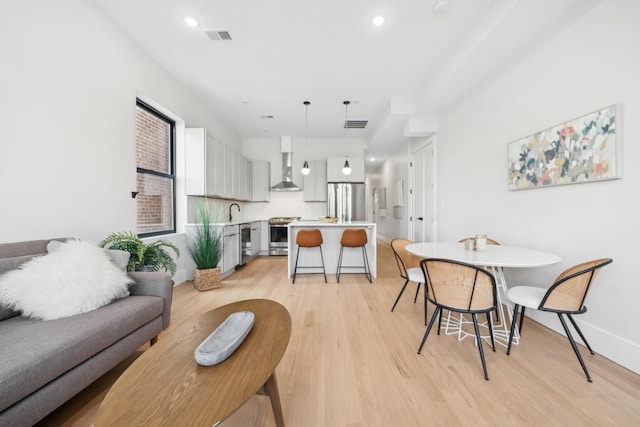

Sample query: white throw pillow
[0,239,134,320]
[48,240,131,271]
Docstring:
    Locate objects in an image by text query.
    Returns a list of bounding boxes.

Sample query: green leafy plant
[100,231,180,275]
[188,202,225,270]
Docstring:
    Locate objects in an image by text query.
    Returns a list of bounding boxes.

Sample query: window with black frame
[135,100,176,237]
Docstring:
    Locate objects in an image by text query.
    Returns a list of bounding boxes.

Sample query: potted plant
[100,231,180,276]
[188,202,225,291]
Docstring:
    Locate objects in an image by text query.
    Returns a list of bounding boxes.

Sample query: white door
[410,139,435,242]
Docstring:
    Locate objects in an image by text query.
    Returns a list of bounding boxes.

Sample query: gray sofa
[0,239,173,427]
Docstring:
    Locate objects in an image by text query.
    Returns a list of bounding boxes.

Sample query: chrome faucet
[229,203,240,222]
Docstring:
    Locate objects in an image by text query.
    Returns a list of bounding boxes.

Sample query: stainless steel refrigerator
[327,182,366,221]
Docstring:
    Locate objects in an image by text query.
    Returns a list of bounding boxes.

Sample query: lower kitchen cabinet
[250,222,261,256]
[221,225,240,276]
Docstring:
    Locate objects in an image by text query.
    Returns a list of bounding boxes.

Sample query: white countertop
[186,220,265,227]
[289,221,375,227]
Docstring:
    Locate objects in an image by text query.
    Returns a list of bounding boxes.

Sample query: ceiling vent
[205,30,232,41]
[344,120,368,129]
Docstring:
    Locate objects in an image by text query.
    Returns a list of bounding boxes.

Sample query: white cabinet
[186,128,255,200]
[251,161,271,202]
[250,221,261,256]
[232,152,241,197]
[213,139,226,196]
[303,160,327,202]
[260,221,269,252]
[327,157,365,182]
[224,146,233,198]
[185,128,221,196]
[240,157,251,201]
[221,224,240,276]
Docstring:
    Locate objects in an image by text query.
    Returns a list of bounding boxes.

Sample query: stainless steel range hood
[271,137,301,192]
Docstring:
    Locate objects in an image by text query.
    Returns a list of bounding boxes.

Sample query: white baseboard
[527,311,640,375]
[172,269,187,286]
[377,235,392,244]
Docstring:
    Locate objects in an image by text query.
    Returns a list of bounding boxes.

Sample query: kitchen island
[287,221,377,280]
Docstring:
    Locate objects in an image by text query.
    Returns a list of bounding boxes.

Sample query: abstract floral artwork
[507,105,620,190]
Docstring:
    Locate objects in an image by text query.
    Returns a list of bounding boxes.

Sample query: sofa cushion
[0,305,18,321]
[0,255,43,321]
[0,240,49,259]
[0,295,163,412]
[0,240,133,320]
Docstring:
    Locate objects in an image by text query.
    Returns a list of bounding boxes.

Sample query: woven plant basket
[194,267,222,291]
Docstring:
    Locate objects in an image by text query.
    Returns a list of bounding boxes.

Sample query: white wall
[0,0,242,284]
[368,142,411,243]
[430,1,639,373]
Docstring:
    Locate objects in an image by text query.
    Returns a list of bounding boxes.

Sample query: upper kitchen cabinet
[239,157,252,201]
[185,127,252,200]
[224,145,234,198]
[185,128,218,196]
[303,160,327,202]
[251,160,271,202]
[327,157,365,182]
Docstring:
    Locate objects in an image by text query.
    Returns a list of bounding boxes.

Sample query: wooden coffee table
[95,299,292,426]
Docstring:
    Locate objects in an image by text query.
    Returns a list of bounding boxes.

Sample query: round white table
[405,242,561,347]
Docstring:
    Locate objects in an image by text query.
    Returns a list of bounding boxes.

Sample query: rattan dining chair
[390,238,427,325]
[438,237,500,335]
[418,258,497,380]
[506,258,613,382]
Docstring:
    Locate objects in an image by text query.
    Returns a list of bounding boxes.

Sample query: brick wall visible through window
[135,100,175,236]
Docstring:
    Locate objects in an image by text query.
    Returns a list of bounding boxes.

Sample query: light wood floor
[38,242,640,426]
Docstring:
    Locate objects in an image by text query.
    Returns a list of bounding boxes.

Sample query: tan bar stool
[292,229,327,283]
[336,228,372,283]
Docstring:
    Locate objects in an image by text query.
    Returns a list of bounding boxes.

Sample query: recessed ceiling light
[184,16,199,27]
[372,15,385,26]
[369,157,376,162]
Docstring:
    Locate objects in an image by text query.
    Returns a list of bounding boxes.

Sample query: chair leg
[336,245,344,283]
[391,279,410,312]
[413,283,421,303]
[318,246,327,283]
[558,313,592,382]
[518,306,527,334]
[424,285,428,326]
[486,312,496,352]
[507,304,520,355]
[361,246,372,283]
[472,313,489,380]
[292,246,301,284]
[567,314,594,354]
[437,309,443,335]
[418,307,441,354]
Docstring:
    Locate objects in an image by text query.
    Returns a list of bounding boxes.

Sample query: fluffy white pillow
[47,240,131,271]
[0,239,134,320]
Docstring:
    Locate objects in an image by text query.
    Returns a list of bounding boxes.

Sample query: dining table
[405,241,561,348]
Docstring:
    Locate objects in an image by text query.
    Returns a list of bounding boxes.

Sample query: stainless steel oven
[268,217,300,256]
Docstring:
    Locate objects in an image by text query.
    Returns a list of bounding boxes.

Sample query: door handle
[417,217,424,221]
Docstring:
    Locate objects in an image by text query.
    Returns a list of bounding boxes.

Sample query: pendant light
[301,101,311,175]
[342,100,352,176]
